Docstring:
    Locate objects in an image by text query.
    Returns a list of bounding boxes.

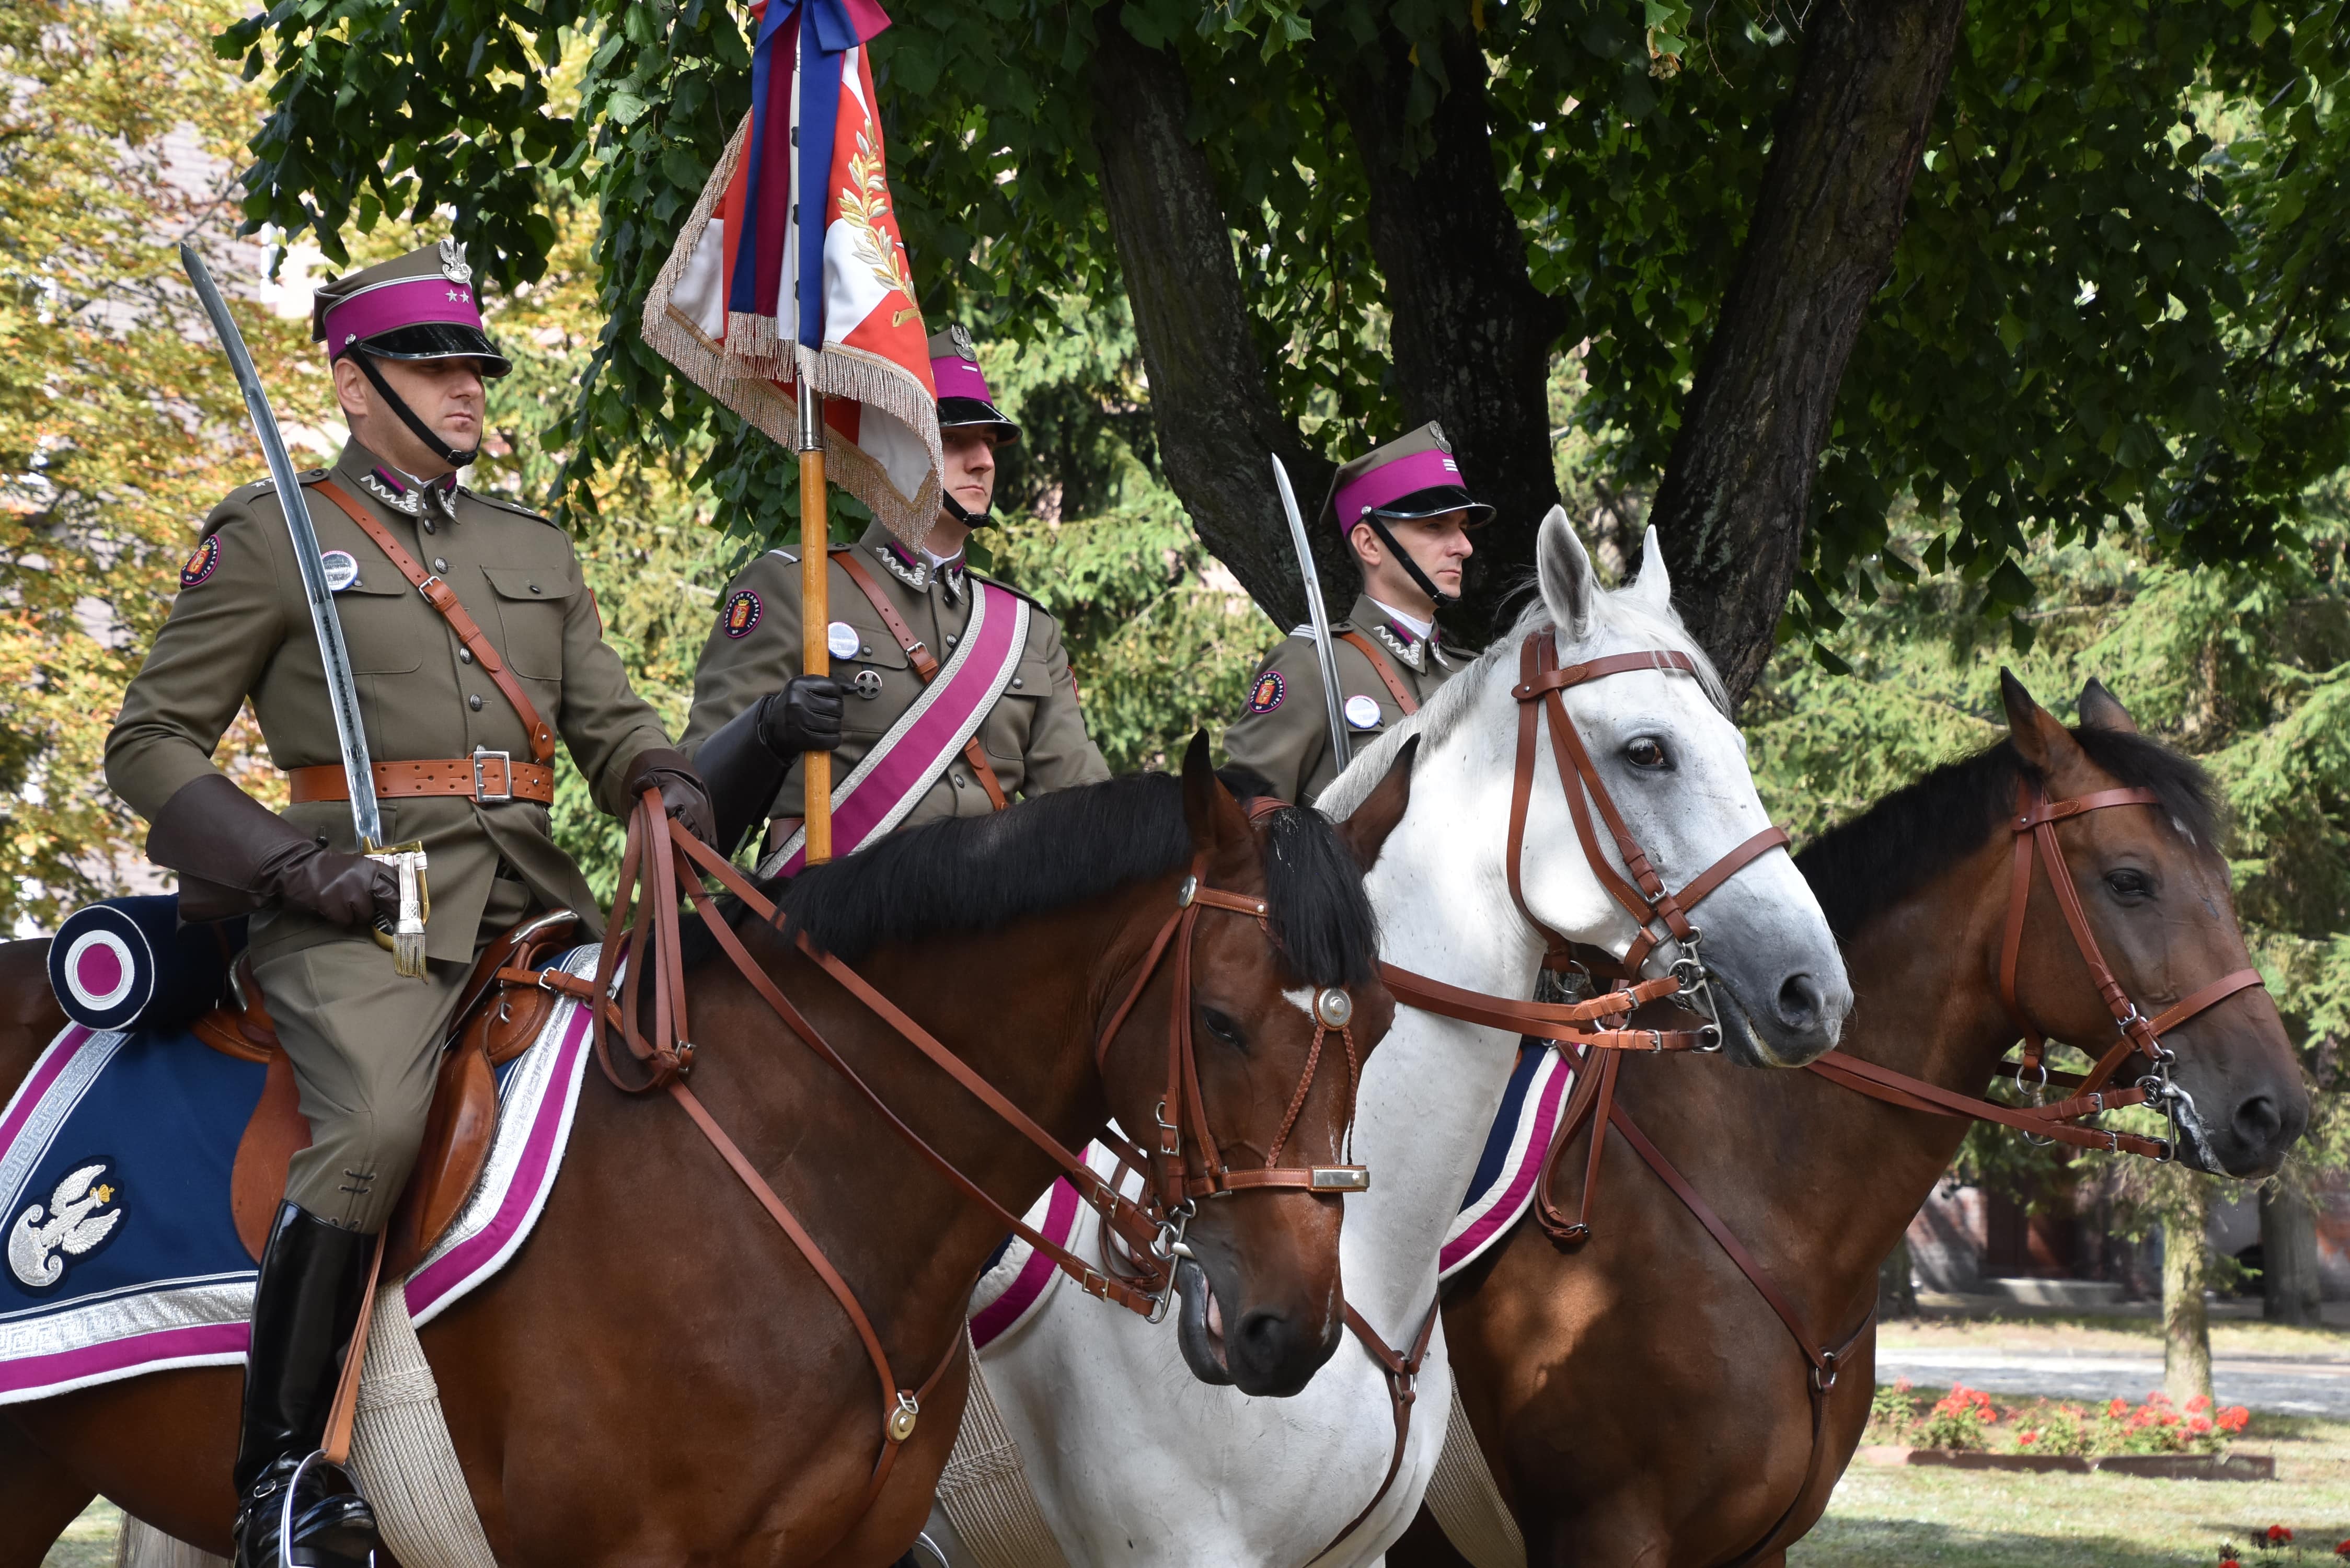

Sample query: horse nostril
[2234,1093,2284,1149]
[1236,1307,1290,1361]
[1775,973,1826,1032]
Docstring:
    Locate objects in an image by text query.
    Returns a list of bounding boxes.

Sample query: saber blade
[180,244,425,975]
[1271,456,1352,785]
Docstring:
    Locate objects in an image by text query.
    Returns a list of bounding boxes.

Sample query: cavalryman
[1224,422,1487,804]
[684,326,1108,863]
[104,241,713,1568]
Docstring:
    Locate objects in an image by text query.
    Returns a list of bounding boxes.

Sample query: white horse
[921,511,1854,1567]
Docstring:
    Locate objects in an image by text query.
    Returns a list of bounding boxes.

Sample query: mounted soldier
[684,326,1109,863]
[1225,422,1488,805]
[103,240,714,1568]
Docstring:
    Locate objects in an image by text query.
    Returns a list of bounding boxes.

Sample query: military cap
[310,239,511,378]
[1321,422,1492,535]
[928,325,1019,446]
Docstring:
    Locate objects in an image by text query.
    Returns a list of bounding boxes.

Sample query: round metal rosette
[1313,987,1354,1029]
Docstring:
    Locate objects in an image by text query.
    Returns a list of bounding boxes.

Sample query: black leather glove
[147,773,398,929]
[623,746,720,849]
[756,674,847,757]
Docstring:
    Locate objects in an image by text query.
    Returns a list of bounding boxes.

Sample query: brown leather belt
[288,755,556,805]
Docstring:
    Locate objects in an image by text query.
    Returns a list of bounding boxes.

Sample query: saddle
[192,912,583,1278]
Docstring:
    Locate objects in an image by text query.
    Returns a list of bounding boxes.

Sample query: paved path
[1874,1345,2350,1416]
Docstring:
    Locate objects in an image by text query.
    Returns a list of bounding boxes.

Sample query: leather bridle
[1318,628,1794,1560]
[525,791,1367,1521]
[1524,774,2273,1567]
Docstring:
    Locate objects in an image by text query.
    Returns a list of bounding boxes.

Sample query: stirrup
[278,1451,378,1568]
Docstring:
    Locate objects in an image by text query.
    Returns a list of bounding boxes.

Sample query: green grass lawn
[45,1501,120,1568]
[1791,1411,2350,1566]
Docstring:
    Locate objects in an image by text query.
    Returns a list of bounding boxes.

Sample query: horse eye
[1201,1008,1247,1050]
[2106,869,2153,900]
[1625,737,1669,770]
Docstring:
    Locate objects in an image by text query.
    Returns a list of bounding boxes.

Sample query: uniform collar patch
[1374,620,1427,673]
[363,466,458,520]
[879,543,967,603]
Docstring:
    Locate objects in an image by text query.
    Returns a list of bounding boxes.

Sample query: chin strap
[353,352,478,469]
[1360,512,1452,608]
[941,491,993,531]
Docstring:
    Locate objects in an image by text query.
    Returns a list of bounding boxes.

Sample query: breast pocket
[333,578,423,673]
[983,659,1051,763]
[481,566,576,679]
[839,634,914,737]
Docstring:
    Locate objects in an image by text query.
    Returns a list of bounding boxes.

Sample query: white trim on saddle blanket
[0,944,601,1405]
[1439,1043,1574,1283]
[969,1140,1146,1352]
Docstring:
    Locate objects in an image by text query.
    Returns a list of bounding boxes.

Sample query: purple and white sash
[762,578,1029,877]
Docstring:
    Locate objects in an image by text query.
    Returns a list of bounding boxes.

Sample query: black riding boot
[232,1202,383,1568]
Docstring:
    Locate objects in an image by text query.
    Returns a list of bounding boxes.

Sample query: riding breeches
[251,872,534,1232]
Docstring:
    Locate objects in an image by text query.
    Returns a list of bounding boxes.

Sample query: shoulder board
[967,569,1049,614]
[766,547,800,564]
[204,471,325,537]
[464,490,555,525]
[1289,624,1316,638]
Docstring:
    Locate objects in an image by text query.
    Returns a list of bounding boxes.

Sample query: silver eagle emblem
[8,1161,124,1289]
[438,237,473,285]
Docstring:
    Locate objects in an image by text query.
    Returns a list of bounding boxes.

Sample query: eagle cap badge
[1429,423,1452,454]
[438,238,473,286]
[947,322,978,361]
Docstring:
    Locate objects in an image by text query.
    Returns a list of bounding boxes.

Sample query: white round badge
[1344,694,1383,730]
[826,620,861,660]
[319,549,360,593]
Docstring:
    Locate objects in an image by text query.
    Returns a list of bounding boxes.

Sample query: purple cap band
[932,354,994,403]
[322,276,486,362]
[1336,447,1468,531]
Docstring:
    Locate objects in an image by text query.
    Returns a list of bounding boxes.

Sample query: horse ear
[1335,736,1417,871]
[2078,677,2140,734]
[1180,730,1249,857]
[1536,506,1597,641]
[2001,668,2081,774]
[1625,525,1674,615]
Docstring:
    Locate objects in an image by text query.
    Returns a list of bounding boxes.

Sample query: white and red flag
[643,0,942,546]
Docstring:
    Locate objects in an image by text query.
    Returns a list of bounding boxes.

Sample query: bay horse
[0,739,1405,1567]
[1391,674,2310,1568]
[923,514,1853,1568]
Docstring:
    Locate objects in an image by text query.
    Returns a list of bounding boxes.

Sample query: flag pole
[798,384,832,864]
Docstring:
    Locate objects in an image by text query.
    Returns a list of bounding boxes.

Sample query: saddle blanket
[965,1046,1575,1348]
[0,945,601,1405]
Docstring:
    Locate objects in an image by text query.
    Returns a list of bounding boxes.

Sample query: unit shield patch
[178,536,221,589]
[722,590,763,639]
[1247,670,1285,714]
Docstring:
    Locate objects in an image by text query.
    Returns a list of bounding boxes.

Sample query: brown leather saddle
[193,911,583,1278]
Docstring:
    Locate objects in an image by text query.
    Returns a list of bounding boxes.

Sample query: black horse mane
[691,769,1379,988]
[1795,726,2222,941]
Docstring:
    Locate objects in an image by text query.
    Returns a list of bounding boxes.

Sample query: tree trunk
[1087,14,1339,636]
[2163,1184,2214,1408]
[1647,0,1969,707]
[1877,1236,1918,1319]
[1335,24,1565,645]
[2261,1181,2322,1326]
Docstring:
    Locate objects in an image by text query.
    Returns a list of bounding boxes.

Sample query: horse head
[1098,735,1402,1397]
[2001,672,2307,1177]
[1383,508,1850,1067]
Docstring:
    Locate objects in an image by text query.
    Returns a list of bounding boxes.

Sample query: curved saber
[1271,456,1351,782]
[179,243,427,977]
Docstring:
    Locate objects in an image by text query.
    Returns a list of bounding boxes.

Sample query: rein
[1523,775,2273,1565]
[523,791,1365,1520]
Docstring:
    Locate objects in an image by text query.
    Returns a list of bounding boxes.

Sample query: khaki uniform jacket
[1223,593,1465,806]
[680,523,1109,845]
[105,439,672,966]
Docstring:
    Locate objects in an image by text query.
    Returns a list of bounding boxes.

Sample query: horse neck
[1624,834,2020,1305]
[1343,712,1570,1330]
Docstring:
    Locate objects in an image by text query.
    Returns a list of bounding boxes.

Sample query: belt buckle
[472,748,514,803]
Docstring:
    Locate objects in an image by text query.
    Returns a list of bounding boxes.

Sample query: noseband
[528,793,1366,1520]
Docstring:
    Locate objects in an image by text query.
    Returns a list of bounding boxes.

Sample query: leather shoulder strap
[1337,629,1418,716]
[310,478,556,765]
[834,547,1010,811]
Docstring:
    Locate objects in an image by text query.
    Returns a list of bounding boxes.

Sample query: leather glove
[756,674,847,757]
[623,746,719,849]
[147,773,398,929]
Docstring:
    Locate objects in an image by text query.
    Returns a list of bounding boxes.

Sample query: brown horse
[0,742,1406,1567]
[1392,675,2309,1568]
